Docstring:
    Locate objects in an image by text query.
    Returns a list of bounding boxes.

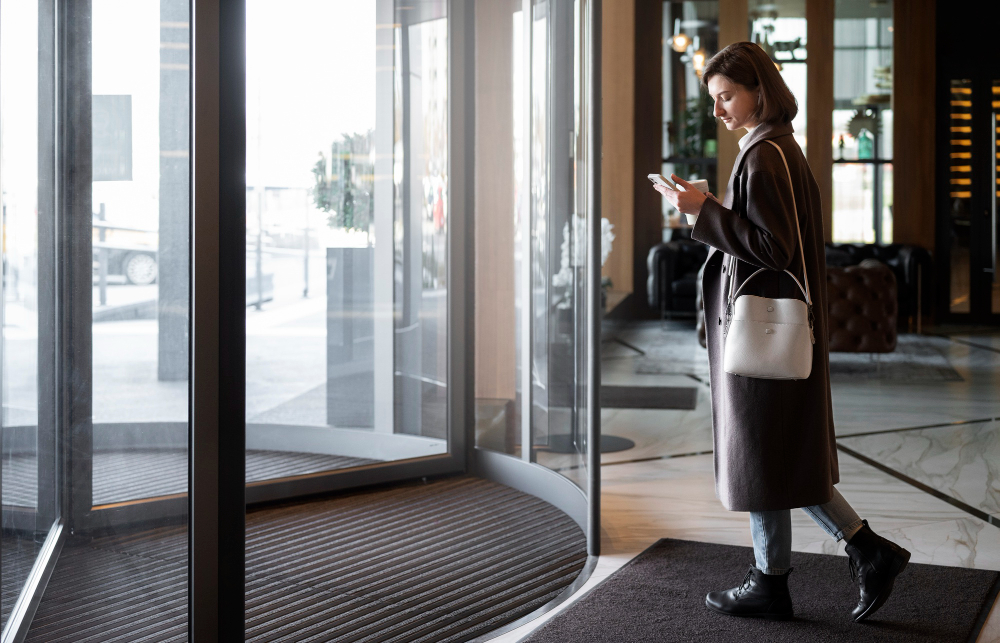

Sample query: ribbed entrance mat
[24,476,587,643]
[523,538,1000,643]
[600,386,697,410]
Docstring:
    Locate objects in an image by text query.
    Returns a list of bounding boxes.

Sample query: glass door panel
[530,0,591,488]
[473,0,594,492]
[90,0,190,508]
[244,0,452,485]
[2,0,192,637]
[472,0,522,458]
[1,0,50,626]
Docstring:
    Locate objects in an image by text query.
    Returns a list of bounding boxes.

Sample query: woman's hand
[653,174,714,215]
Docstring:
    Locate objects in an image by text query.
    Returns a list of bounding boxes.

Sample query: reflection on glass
[473,2,521,457]
[1,0,192,634]
[245,0,449,481]
[949,79,974,313]
[91,0,189,505]
[394,13,449,439]
[531,0,550,449]
[536,0,591,489]
[473,0,592,491]
[1,0,44,624]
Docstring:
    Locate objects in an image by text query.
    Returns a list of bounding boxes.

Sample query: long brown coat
[690,122,839,512]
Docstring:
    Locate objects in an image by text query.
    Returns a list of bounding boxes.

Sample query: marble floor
[492,322,1000,643]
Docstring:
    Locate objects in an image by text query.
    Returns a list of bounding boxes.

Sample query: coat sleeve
[690,169,797,272]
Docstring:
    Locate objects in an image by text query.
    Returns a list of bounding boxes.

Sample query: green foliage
[312,131,374,233]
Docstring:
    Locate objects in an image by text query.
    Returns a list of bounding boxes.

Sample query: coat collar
[730,121,795,177]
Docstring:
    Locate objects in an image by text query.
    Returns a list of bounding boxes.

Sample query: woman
[654,42,910,622]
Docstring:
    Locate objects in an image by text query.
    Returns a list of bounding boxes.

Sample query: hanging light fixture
[671,18,691,53]
[692,37,706,75]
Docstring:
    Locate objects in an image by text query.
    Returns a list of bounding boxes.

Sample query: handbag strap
[725,139,815,341]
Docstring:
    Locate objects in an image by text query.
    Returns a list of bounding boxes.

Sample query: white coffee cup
[680,179,710,225]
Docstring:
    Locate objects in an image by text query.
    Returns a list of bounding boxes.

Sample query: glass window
[749,1,807,152]
[831,1,893,244]
[662,1,719,231]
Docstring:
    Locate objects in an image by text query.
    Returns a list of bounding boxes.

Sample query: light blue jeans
[750,488,864,575]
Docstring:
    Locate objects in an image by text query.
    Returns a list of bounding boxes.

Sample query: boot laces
[848,555,862,588]
[735,568,755,599]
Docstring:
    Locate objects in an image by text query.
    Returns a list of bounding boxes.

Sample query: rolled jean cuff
[834,518,864,542]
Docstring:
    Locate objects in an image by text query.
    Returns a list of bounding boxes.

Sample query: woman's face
[707,75,759,131]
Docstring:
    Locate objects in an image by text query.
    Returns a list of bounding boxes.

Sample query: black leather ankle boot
[705,565,793,620]
[844,519,911,622]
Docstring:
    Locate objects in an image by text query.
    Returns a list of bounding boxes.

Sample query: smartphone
[647,173,678,190]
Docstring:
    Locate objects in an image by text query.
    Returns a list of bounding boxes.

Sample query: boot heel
[890,548,910,576]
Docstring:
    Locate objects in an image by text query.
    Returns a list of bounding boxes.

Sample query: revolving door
[0,0,601,639]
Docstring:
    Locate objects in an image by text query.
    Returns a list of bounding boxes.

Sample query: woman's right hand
[654,182,706,216]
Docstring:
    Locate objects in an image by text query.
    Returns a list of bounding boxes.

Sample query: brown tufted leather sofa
[826,259,897,353]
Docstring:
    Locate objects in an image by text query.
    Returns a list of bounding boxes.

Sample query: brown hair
[701,42,798,125]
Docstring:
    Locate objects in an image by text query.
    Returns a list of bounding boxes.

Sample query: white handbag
[722,140,815,381]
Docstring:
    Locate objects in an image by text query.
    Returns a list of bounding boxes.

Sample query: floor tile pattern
[493,324,1000,643]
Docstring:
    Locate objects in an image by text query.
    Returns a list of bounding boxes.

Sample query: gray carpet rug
[829,335,963,383]
[523,538,999,643]
[601,386,697,410]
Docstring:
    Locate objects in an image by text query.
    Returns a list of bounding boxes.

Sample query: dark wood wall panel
[631,0,664,309]
[807,0,834,242]
[892,0,936,253]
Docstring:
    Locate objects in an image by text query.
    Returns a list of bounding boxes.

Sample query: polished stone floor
[497,322,1000,643]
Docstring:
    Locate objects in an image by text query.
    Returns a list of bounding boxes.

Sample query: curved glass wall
[243,0,453,480]
[2,0,192,636]
[0,0,599,636]
[240,0,599,525]
[473,0,596,502]
[1,0,48,622]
